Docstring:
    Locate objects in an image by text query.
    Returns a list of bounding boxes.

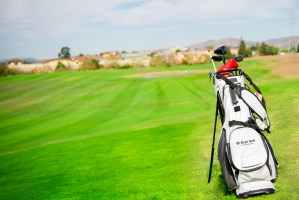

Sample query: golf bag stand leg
[208,98,219,183]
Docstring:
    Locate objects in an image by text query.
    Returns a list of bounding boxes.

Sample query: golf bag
[207,46,278,198]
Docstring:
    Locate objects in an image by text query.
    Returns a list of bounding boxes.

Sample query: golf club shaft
[208,98,219,183]
[209,50,217,72]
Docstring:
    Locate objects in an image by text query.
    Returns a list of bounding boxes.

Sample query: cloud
[0,0,120,38]
[108,0,294,25]
[0,0,295,39]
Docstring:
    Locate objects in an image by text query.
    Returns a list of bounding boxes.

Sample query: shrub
[131,61,146,68]
[32,65,53,74]
[150,55,168,67]
[55,61,68,71]
[0,64,19,76]
[105,61,121,69]
[0,64,9,76]
[182,54,197,65]
[104,56,121,69]
[167,53,178,66]
[198,54,210,63]
[182,59,189,65]
[120,64,133,69]
[79,59,101,70]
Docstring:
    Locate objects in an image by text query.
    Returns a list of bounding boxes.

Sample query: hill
[188,36,299,50]
[0,57,39,64]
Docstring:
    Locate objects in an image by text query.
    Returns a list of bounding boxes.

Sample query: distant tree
[271,46,279,55]
[255,43,260,54]
[238,38,252,57]
[290,46,296,53]
[259,43,279,55]
[238,39,246,54]
[250,45,258,51]
[297,44,299,53]
[58,47,71,58]
[259,43,268,55]
[281,49,289,54]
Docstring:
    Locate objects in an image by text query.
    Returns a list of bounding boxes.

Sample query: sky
[0,0,298,59]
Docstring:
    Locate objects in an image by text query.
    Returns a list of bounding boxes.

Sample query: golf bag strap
[215,73,237,89]
[240,71,262,93]
[216,72,266,108]
[240,71,266,108]
[229,119,270,133]
[229,119,258,129]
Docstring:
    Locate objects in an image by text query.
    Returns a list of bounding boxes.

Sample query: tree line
[238,38,299,57]
[1,42,299,76]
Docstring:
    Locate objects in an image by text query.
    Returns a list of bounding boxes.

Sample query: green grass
[0,61,298,199]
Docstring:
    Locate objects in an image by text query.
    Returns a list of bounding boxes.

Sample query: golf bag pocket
[218,129,238,190]
[238,165,271,184]
[229,127,267,171]
[236,87,270,130]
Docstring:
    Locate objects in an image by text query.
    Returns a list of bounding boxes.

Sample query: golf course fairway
[0,57,298,199]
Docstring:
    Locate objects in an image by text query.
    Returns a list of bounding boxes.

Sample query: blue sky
[0,0,298,59]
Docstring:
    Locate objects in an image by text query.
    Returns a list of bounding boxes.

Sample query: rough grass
[0,58,298,199]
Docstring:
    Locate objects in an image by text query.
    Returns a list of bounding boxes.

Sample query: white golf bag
[207,47,278,198]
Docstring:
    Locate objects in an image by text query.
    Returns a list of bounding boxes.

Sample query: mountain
[188,37,254,50]
[0,59,9,64]
[188,36,299,50]
[22,58,40,63]
[0,57,39,64]
[264,36,299,50]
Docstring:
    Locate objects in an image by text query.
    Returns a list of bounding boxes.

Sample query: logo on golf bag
[236,139,255,146]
